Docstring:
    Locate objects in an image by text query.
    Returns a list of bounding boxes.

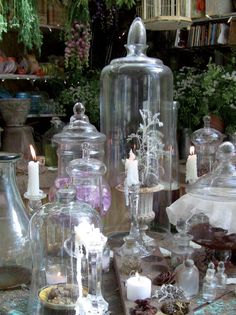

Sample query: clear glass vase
[0,152,31,290]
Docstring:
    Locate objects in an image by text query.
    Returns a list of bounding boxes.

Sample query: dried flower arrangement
[127,109,164,188]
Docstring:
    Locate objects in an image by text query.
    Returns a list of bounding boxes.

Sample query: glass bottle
[27,187,102,315]
[216,261,227,289]
[100,17,178,232]
[119,236,142,276]
[43,117,64,168]
[202,263,217,302]
[191,115,224,176]
[175,259,199,299]
[0,152,31,289]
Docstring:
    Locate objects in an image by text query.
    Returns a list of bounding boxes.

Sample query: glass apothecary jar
[51,102,106,200]
[191,115,224,176]
[43,117,64,168]
[66,143,111,216]
[0,152,31,290]
[27,187,102,315]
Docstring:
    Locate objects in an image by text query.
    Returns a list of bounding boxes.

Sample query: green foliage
[57,69,100,128]
[174,59,236,134]
[2,0,42,52]
[174,67,208,130]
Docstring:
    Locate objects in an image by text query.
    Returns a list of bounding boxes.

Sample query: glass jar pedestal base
[114,183,164,257]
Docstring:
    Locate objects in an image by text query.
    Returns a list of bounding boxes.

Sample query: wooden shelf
[40,24,64,31]
[27,113,66,118]
[0,74,51,81]
[192,12,236,24]
[143,16,192,31]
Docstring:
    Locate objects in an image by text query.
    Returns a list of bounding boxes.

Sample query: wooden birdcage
[136,0,200,30]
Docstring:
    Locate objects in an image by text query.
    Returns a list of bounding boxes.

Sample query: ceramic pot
[0,98,31,126]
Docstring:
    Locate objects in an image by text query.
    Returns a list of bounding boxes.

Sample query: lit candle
[126,272,152,301]
[186,146,198,184]
[27,144,40,196]
[125,149,139,187]
[46,265,67,284]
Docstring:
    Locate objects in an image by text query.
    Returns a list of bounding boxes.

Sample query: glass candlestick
[73,223,109,315]
[24,190,47,217]
[116,183,151,257]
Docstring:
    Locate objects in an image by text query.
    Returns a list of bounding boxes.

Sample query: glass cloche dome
[27,187,102,314]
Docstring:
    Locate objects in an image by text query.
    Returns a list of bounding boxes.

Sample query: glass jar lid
[53,102,106,145]
[187,142,236,200]
[0,152,21,161]
[191,115,224,147]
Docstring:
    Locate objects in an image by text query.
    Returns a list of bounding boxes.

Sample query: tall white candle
[126,272,152,301]
[125,149,139,187]
[186,146,198,184]
[27,145,40,196]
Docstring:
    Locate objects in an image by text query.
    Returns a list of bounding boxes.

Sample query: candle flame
[30,144,37,161]
[190,146,195,155]
[57,272,61,277]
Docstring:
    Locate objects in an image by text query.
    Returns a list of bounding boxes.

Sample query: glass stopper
[203,115,211,128]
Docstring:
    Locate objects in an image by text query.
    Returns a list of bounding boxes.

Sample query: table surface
[1,233,236,315]
[6,167,235,314]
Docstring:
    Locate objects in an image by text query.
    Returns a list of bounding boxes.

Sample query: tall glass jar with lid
[50,102,106,201]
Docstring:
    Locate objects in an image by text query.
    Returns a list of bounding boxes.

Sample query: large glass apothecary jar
[27,188,102,315]
[100,17,178,230]
[51,102,106,200]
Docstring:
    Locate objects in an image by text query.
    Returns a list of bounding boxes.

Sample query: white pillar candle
[125,149,139,187]
[27,146,40,196]
[186,146,198,184]
[126,273,152,301]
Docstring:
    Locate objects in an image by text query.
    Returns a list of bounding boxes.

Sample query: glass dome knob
[127,17,146,46]
[72,102,89,122]
[216,141,235,161]
[203,115,211,128]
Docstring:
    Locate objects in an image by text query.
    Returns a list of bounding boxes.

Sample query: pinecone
[152,271,175,286]
[129,299,157,315]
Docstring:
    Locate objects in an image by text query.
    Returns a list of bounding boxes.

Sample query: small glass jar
[175,259,199,300]
[191,115,224,176]
[66,142,111,216]
[119,236,142,275]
